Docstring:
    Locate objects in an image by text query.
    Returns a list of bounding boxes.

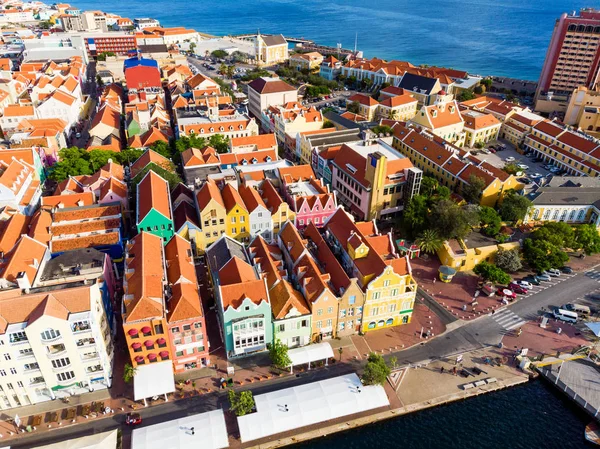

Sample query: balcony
[81,353,100,362]
[23,363,40,373]
[46,344,67,358]
[40,331,62,343]
[9,335,28,345]
[86,364,103,374]
[76,337,96,347]
[30,377,45,386]
[71,322,91,333]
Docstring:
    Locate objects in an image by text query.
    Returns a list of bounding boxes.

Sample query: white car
[516,280,533,289]
[518,164,529,170]
[481,149,491,154]
[537,272,551,281]
[548,268,561,277]
[505,157,515,162]
[531,173,542,178]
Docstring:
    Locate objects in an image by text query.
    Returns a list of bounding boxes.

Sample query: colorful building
[222,183,250,243]
[136,170,174,242]
[194,179,227,253]
[436,234,520,272]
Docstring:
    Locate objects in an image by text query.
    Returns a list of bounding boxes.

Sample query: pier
[538,359,600,421]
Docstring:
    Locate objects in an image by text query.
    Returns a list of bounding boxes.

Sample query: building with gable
[136,170,174,242]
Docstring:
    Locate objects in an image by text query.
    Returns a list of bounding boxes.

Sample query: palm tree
[415,229,444,254]
[123,363,137,384]
[226,65,235,79]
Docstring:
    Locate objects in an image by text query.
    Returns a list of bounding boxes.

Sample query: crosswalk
[493,309,527,331]
[585,269,600,281]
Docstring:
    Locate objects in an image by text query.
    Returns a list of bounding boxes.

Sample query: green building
[136,170,174,242]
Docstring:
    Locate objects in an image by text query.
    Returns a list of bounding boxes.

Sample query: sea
[291,380,594,449]
[69,0,592,81]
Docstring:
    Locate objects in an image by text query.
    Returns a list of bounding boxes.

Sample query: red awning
[144,340,154,347]
[159,351,169,358]
[147,353,157,360]
[128,328,138,336]
[157,337,166,345]
[141,326,151,334]
[131,342,142,349]
[134,355,144,362]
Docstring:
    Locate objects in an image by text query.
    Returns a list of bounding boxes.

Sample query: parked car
[548,268,561,277]
[523,275,541,285]
[481,148,491,154]
[505,157,515,162]
[125,413,142,426]
[561,266,573,274]
[489,148,497,153]
[537,272,551,281]
[518,164,529,170]
[498,288,517,300]
[516,280,533,289]
[531,173,543,179]
[518,177,531,184]
[508,282,528,294]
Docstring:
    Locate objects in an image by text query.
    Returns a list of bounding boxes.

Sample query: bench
[485,377,498,384]
[474,380,486,387]
[462,383,475,390]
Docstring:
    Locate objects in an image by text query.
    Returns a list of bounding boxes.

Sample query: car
[75,132,81,138]
[505,157,515,162]
[516,280,533,289]
[481,148,491,154]
[548,268,561,277]
[508,282,528,294]
[489,148,496,153]
[518,177,531,184]
[561,266,573,274]
[543,164,552,170]
[537,272,551,281]
[518,164,529,170]
[531,173,543,179]
[125,413,142,426]
[523,275,541,285]
[497,288,517,300]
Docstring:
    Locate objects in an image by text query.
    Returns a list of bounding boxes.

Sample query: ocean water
[70,0,590,80]
[292,380,593,449]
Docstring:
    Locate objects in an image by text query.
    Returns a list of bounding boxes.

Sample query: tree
[347,100,360,114]
[88,149,115,172]
[457,90,476,102]
[474,85,485,95]
[362,352,391,386]
[189,42,196,54]
[479,206,502,237]
[322,120,335,129]
[228,390,255,416]
[430,200,479,240]
[175,135,208,154]
[123,363,136,383]
[118,148,144,165]
[474,261,511,284]
[420,176,439,198]
[226,65,235,79]
[481,78,493,89]
[150,140,172,159]
[532,222,575,249]
[132,162,182,189]
[503,163,520,175]
[523,238,568,272]
[403,195,429,232]
[495,248,522,273]
[575,224,600,255]
[269,339,291,369]
[219,63,228,76]
[209,134,230,154]
[211,49,228,59]
[415,229,444,254]
[499,190,532,222]
[372,125,393,136]
[462,175,486,204]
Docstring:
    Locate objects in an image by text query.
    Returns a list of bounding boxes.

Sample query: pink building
[164,234,210,372]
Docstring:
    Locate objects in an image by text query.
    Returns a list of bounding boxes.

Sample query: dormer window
[229,125,234,131]
[431,110,437,118]
[239,125,244,130]
[219,126,224,132]
[209,127,214,133]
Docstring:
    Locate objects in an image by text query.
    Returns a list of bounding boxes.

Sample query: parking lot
[469,139,555,191]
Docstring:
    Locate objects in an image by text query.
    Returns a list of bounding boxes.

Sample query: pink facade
[167,316,210,372]
[293,194,337,229]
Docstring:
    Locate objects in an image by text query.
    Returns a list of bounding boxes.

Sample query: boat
[585,421,600,446]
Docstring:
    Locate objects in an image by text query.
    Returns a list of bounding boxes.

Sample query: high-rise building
[536,8,600,113]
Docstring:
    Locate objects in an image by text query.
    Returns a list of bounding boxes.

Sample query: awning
[157,338,166,345]
[141,326,151,334]
[131,409,228,449]
[144,340,154,347]
[134,356,144,363]
[132,342,142,350]
[128,328,139,336]
[159,351,169,358]
[28,429,118,449]
[148,353,157,360]
[134,361,175,401]
[287,342,334,368]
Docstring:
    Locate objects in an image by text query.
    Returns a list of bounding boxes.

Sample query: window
[51,358,70,369]
[10,368,16,375]
[56,371,75,382]
[348,295,356,305]
[340,309,346,318]
[154,324,164,334]
[391,288,398,296]
[183,325,191,331]
[9,331,27,343]
[4,353,10,361]
[317,309,323,316]
[0,370,5,376]
[41,329,61,341]
[371,307,379,316]
[327,307,333,314]
[231,217,236,223]
[19,348,33,356]
[388,304,396,313]
[176,350,184,357]
[372,292,380,300]
[316,320,322,329]
[339,322,345,331]
[171,327,180,334]
[17,381,23,388]
[384,280,390,287]
[194,322,202,329]
[301,319,309,327]
[357,306,363,315]
[278,324,285,332]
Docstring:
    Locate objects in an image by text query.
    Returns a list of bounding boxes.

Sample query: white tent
[237,373,389,443]
[586,322,600,337]
[287,342,335,372]
[131,409,229,449]
[30,429,117,449]
[134,361,175,406]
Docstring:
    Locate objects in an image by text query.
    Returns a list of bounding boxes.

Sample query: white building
[0,284,114,410]
[239,184,272,240]
[134,18,160,30]
[247,77,297,121]
[35,90,82,134]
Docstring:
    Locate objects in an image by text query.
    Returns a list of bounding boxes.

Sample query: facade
[222,183,250,243]
[324,209,418,333]
[535,8,600,112]
[124,58,162,92]
[461,109,501,148]
[564,85,600,137]
[410,100,465,147]
[0,284,114,410]
[377,94,419,121]
[0,157,42,215]
[319,55,342,81]
[255,34,289,65]
[206,236,273,359]
[136,170,174,242]
[247,77,297,121]
[239,184,273,241]
[289,52,323,71]
[347,94,379,121]
[194,179,227,253]
[259,179,295,235]
[437,235,520,272]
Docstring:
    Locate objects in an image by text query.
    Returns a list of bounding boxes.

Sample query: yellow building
[436,234,520,272]
[194,179,227,253]
[377,94,419,121]
[289,52,324,71]
[410,100,465,147]
[259,179,295,235]
[347,93,379,121]
[565,85,600,138]
[461,110,501,148]
[325,208,418,333]
[256,34,289,66]
[222,183,250,243]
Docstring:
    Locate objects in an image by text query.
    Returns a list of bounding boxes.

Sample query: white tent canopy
[237,373,389,443]
[30,429,118,449]
[134,361,175,405]
[131,409,229,449]
[586,322,600,337]
[287,342,334,372]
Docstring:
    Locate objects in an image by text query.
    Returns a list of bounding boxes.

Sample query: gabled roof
[279,221,307,263]
[0,211,29,254]
[219,256,257,285]
[230,134,277,150]
[41,191,95,209]
[173,201,200,231]
[420,101,463,129]
[221,183,247,213]
[196,178,225,210]
[348,93,378,107]
[219,278,269,310]
[131,149,171,177]
[238,184,267,213]
[278,165,316,184]
[248,77,295,94]
[269,279,310,319]
[260,179,285,213]
[399,72,439,95]
[137,170,172,222]
[0,235,46,284]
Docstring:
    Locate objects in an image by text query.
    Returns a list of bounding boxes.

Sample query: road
[9,268,599,448]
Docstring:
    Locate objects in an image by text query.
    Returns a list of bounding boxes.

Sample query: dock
[538,359,600,421]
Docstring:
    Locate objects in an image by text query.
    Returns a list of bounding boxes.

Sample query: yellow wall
[196,199,227,253]
[272,204,295,236]
[437,239,520,272]
[226,204,250,242]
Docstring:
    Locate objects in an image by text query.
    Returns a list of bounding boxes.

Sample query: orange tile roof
[28,209,51,245]
[0,212,29,254]
[131,149,172,177]
[230,134,277,150]
[259,179,284,213]
[196,178,225,210]
[379,94,417,108]
[221,183,246,213]
[279,221,307,263]
[278,165,316,184]
[0,235,46,284]
[239,184,266,213]
[249,235,286,287]
[219,256,257,286]
[219,278,269,310]
[422,101,463,129]
[2,104,34,117]
[137,170,172,222]
[41,192,95,209]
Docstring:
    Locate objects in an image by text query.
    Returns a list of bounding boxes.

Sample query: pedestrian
[517,327,522,337]
[452,366,457,376]
[432,277,436,285]
[440,366,444,374]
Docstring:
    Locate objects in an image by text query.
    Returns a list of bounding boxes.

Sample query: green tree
[437,185,451,200]
[150,140,173,159]
[211,49,228,59]
[362,353,391,386]
[228,390,255,416]
[457,90,476,102]
[123,363,136,383]
[499,190,532,222]
[322,120,335,129]
[88,149,115,172]
[415,229,444,254]
[189,42,196,54]
[226,65,235,79]
[372,125,393,135]
[347,100,360,114]
[117,148,144,165]
[132,162,181,189]
[269,339,291,369]
[523,238,569,272]
[430,200,479,240]
[479,206,502,237]
[575,224,600,255]
[209,134,230,154]
[503,163,520,175]
[219,63,228,76]
[474,261,511,284]
[532,222,576,249]
[495,248,522,273]
[462,175,486,204]
[403,195,429,232]
[481,78,493,89]
[49,147,93,181]
[347,76,357,88]
[420,176,439,198]
[175,135,208,154]
[474,85,485,95]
